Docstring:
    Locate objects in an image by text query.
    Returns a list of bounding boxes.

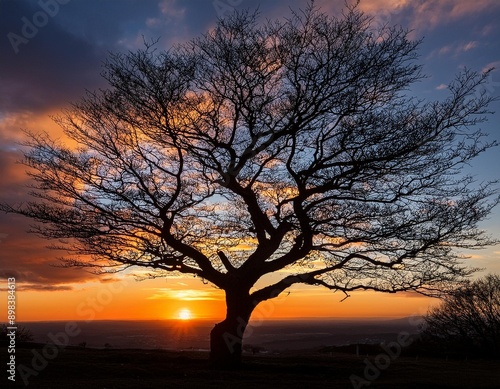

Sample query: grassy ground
[4,345,500,389]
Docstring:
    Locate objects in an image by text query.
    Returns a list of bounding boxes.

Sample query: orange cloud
[0,284,73,292]
[314,0,500,34]
[356,0,410,14]
[146,287,223,301]
[406,0,499,32]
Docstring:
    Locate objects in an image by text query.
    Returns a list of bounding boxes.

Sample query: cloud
[146,287,223,301]
[146,17,162,28]
[327,0,500,35]
[478,24,495,37]
[99,277,125,283]
[159,0,186,20]
[437,45,452,55]
[428,41,481,59]
[0,0,204,114]
[397,291,435,299]
[0,284,74,292]
[435,83,448,90]
[356,0,411,14]
[0,172,106,287]
[0,1,107,115]
[446,0,498,19]
[0,138,92,288]
[482,61,500,72]
[407,0,500,32]
[0,0,233,110]
[459,41,479,52]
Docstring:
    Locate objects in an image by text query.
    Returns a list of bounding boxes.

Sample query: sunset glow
[177,308,193,321]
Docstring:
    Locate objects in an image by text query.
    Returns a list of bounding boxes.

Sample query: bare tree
[422,274,500,357]
[1,324,34,345]
[2,4,499,367]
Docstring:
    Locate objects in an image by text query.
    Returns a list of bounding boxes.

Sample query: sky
[1,0,500,322]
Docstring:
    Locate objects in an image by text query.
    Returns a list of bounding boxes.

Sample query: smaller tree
[0,324,34,345]
[422,274,500,357]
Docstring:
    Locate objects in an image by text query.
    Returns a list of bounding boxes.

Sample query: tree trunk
[209,289,254,369]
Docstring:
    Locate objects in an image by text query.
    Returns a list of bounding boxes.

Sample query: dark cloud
[0,145,102,286]
[0,211,102,285]
[0,0,245,114]
[0,143,125,287]
[0,0,109,114]
[0,113,98,290]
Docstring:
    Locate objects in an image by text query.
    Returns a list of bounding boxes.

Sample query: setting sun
[177,308,193,320]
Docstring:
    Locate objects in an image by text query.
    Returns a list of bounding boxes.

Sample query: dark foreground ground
[4,344,500,389]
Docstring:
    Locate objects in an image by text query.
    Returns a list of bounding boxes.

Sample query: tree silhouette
[0,324,34,345]
[2,4,499,367]
[422,274,500,357]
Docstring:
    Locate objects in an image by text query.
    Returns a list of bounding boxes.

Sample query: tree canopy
[423,274,500,357]
[2,4,498,366]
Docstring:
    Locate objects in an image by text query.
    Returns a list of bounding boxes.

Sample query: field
[5,344,500,389]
